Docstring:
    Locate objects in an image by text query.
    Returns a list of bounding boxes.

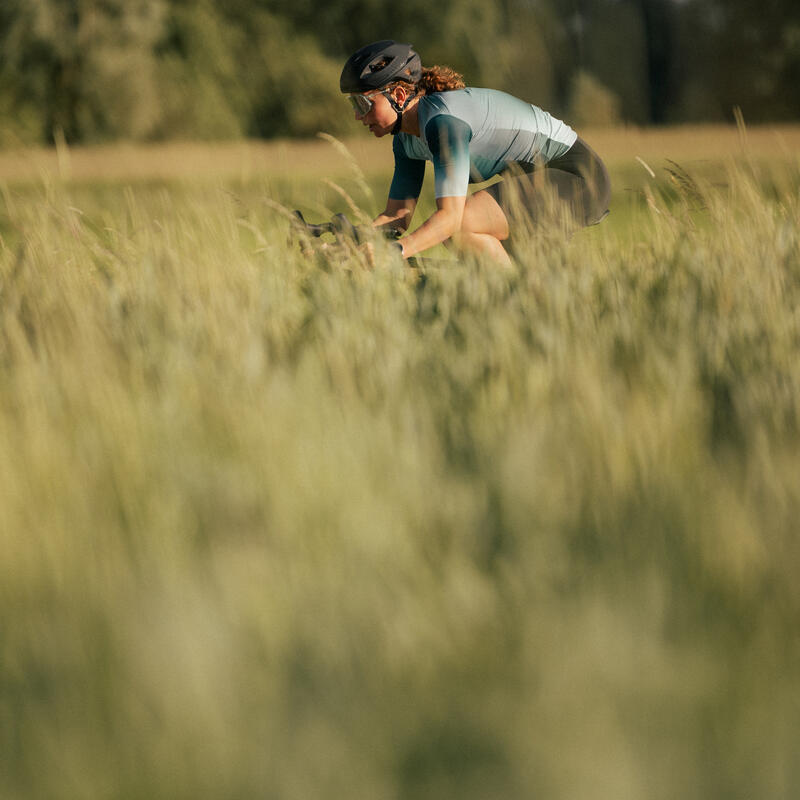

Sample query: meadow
[1,126,799,799]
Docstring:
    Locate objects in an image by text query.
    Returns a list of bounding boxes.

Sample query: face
[350,89,401,137]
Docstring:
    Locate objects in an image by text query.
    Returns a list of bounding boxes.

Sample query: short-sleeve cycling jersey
[389,87,577,200]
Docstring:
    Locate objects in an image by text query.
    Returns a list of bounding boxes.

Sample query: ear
[392,85,407,104]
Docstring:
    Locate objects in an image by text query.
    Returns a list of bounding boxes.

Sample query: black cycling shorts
[487,136,611,230]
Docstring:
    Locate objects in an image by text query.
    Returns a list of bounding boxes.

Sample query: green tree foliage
[0,0,347,144]
[0,0,165,144]
[568,70,622,127]
[154,2,348,139]
[0,0,798,145]
[154,0,249,140]
[679,0,800,121]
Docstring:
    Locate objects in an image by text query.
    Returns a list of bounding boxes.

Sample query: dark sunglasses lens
[349,94,372,115]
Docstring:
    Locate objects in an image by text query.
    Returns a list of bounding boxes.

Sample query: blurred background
[2,4,800,800]
[0,0,798,148]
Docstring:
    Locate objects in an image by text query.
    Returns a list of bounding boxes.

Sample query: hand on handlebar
[292,211,402,244]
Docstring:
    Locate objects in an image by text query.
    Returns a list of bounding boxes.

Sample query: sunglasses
[347,90,388,116]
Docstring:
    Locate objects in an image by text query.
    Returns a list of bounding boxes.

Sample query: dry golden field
[1,128,799,799]
[0,124,798,184]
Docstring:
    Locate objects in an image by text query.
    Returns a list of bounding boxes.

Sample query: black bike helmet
[339,40,422,94]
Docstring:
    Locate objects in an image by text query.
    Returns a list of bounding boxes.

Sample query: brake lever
[292,210,333,238]
[292,211,402,244]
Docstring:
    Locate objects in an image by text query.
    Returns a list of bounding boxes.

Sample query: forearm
[397,208,461,258]
[373,206,414,233]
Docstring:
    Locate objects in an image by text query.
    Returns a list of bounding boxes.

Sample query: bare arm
[394,196,466,258]
[373,197,417,233]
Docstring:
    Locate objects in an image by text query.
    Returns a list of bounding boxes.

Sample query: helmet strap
[386,89,416,136]
[391,112,403,135]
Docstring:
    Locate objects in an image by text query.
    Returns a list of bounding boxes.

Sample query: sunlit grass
[1,124,798,185]
[1,136,799,799]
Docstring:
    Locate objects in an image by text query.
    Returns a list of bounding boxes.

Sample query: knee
[451,231,511,264]
[451,230,482,250]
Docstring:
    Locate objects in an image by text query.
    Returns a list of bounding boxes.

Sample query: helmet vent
[340,41,422,93]
[369,57,391,72]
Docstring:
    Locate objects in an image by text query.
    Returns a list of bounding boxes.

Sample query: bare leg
[449,188,512,265]
[453,231,512,264]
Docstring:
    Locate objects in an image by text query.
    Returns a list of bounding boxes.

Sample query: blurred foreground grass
[1,131,800,799]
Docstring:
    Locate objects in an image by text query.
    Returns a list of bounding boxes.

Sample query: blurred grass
[1,130,800,799]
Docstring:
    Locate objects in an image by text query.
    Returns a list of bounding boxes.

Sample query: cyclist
[341,40,611,264]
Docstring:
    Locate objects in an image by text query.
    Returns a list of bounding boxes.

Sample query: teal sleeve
[425,115,473,198]
[389,136,426,200]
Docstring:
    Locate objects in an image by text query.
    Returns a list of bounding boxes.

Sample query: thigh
[491,168,587,228]
[460,188,510,241]
[489,141,611,233]
[544,168,593,224]
[550,137,611,224]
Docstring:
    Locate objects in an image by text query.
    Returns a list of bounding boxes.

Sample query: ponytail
[418,65,466,93]
[388,65,466,97]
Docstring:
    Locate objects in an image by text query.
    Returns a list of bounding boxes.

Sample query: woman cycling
[340,40,611,264]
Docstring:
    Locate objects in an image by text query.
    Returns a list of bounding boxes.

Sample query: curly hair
[418,65,466,93]
[390,65,466,96]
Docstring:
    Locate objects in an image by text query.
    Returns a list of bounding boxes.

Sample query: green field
[1,129,799,799]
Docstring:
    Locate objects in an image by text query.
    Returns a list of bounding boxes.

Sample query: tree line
[1,0,798,146]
